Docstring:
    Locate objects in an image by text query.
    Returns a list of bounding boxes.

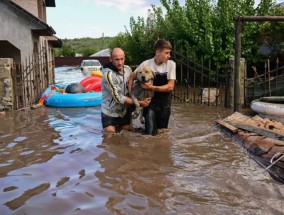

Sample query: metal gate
[171,50,229,107]
[245,58,284,105]
[11,47,53,109]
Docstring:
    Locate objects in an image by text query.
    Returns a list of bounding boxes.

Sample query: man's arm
[128,72,136,94]
[127,71,151,107]
[104,70,128,104]
[141,79,175,92]
[124,95,151,107]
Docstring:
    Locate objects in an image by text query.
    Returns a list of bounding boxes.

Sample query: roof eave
[32,29,54,36]
[46,35,63,48]
[8,0,56,35]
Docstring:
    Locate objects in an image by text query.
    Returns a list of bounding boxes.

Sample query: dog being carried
[130,66,155,123]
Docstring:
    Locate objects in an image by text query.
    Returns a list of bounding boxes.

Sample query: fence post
[216,63,219,106]
[264,61,267,96]
[276,58,279,95]
[180,47,183,85]
[208,59,211,106]
[234,19,242,112]
[200,56,204,104]
[243,60,247,108]
[201,55,204,88]
[225,61,231,108]
[229,57,246,109]
[268,59,271,96]
[253,69,256,100]
[186,47,189,102]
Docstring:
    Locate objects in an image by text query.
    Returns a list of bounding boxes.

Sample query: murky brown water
[0,68,284,215]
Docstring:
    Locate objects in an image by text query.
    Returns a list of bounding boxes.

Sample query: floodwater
[0,68,284,215]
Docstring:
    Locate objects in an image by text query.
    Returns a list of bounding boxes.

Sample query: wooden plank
[216,119,238,134]
[228,121,284,141]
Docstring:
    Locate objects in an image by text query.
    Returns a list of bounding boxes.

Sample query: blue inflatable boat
[41,84,102,107]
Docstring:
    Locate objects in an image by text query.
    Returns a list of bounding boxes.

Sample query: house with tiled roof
[0,0,61,110]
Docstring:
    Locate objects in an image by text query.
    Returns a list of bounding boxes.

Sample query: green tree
[54,37,114,57]
[256,1,284,58]
[80,48,95,57]
[59,44,75,57]
[109,0,284,74]
[110,9,162,65]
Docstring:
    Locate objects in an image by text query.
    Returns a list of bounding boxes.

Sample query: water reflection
[0,68,284,214]
[54,67,86,84]
[0,108,61,178]
[96,132,173,214]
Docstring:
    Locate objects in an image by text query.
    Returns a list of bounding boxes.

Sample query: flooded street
[0,68,284,215]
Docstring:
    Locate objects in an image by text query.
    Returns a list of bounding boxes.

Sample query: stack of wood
[216,112,284,182]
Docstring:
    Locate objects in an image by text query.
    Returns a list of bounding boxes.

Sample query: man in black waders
[129,39,176,135]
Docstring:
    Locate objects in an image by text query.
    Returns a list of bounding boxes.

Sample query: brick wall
[11,0,38,17]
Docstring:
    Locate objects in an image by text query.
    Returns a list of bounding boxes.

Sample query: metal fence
[171,49,284,109]
[11,47,54,109]
[245,58,284,106]
[171,49,229,107]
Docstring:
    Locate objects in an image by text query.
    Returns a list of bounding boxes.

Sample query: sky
[46,0,282,40]
[46,0,166,39]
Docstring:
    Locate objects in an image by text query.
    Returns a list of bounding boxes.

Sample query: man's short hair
[154,39,172,51]
[110,47,124,57]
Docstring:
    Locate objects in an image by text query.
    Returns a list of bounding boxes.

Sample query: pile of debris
[217,112,284,183]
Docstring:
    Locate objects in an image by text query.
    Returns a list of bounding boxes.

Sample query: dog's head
[136,66,155,84]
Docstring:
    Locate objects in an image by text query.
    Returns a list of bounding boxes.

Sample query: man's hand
[139,98,151,107]
[141,82,154,91]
